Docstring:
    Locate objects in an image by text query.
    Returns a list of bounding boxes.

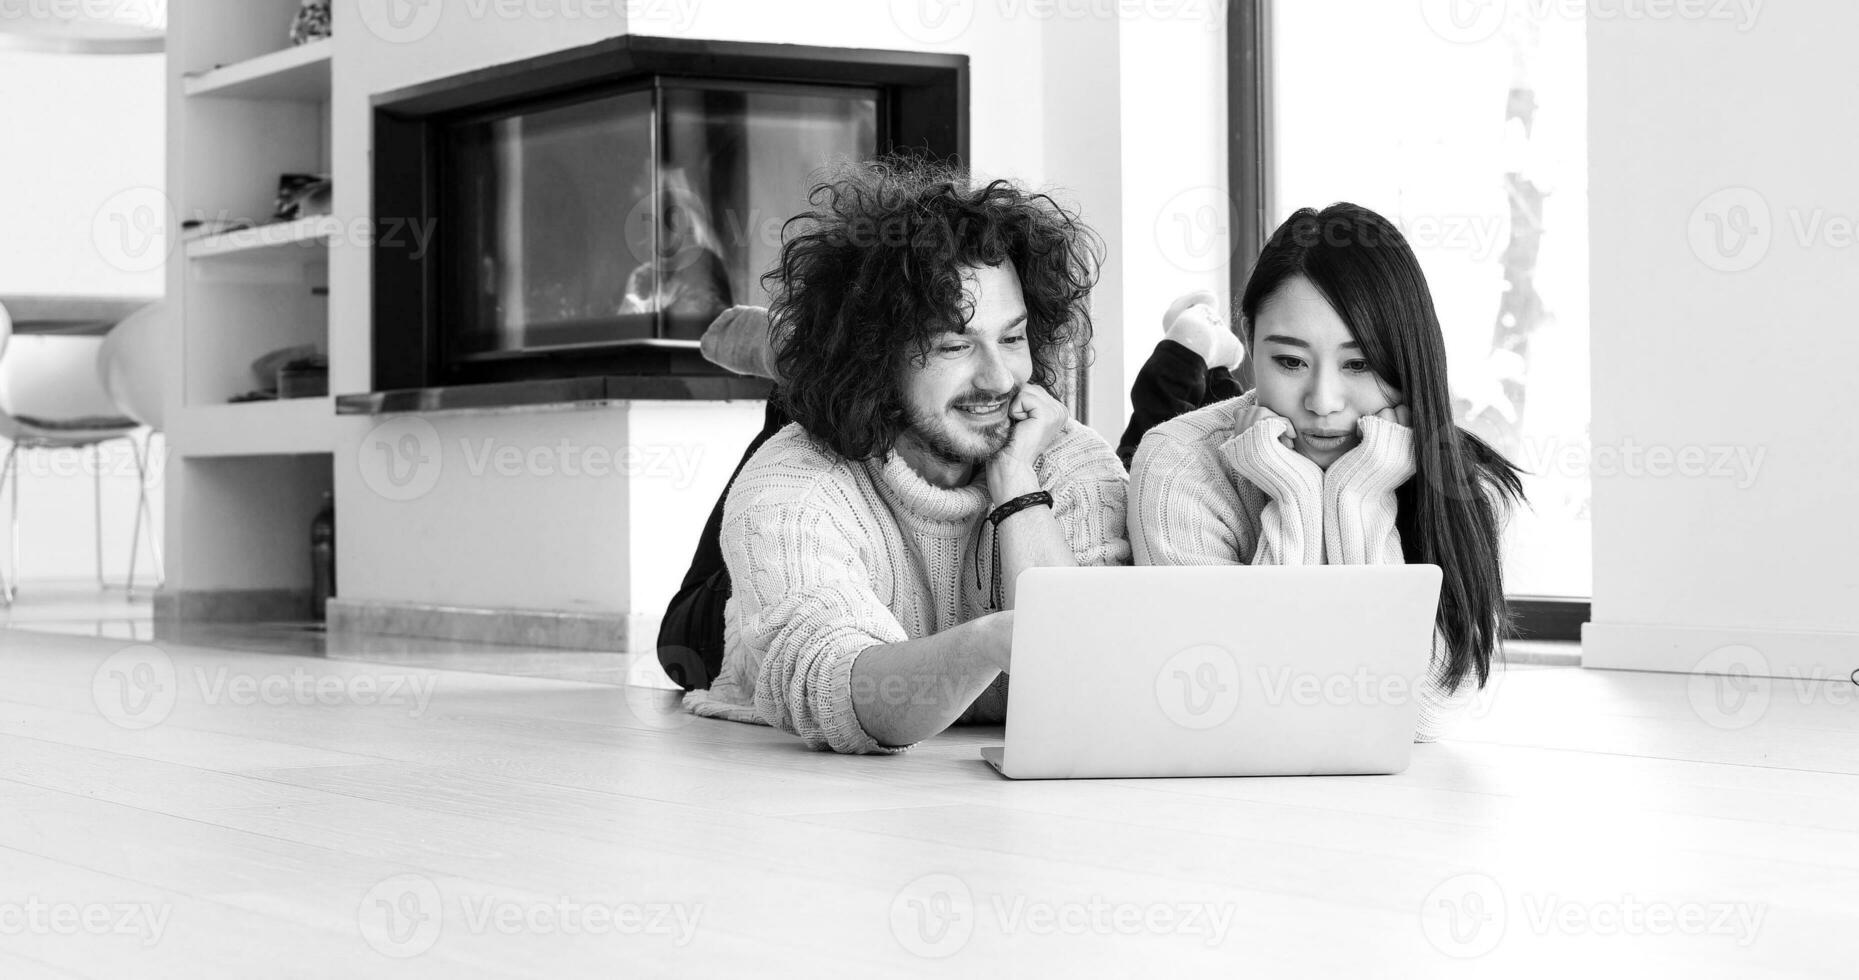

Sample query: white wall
[1114,13,1228,424]
[0,50,166,584]
[0,51,166,299]
[1583,6,1859,674]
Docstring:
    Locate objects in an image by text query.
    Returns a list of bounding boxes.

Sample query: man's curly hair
[766,159,1102,462]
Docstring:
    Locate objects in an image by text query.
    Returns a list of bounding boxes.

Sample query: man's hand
[987,384,1069,500]
[985,609,1014,674]
[1235,403,1297,451]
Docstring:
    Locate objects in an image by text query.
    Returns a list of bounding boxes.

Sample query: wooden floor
[0,623,1854,978]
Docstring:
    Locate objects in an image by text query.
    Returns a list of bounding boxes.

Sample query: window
[1247,2,1591,614]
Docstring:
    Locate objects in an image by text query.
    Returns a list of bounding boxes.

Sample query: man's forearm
[988,460,1078,608]
[849,612,1012,748]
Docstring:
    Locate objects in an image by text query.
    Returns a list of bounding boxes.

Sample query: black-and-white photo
[0,0,1848,976]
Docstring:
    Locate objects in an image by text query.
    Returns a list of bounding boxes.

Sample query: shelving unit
[169,397,336,457]
[184,215,341,259]
[182,38,331,100]
[163,0,339,621]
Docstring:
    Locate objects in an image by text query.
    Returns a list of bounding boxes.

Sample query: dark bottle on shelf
[311,491,336,621]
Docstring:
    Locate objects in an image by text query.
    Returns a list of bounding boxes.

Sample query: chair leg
[94,444,106,590]
[0,445,17,605]
[124,436,144,593]
[145,432,165,590]
[99,432,163,595]
[117,431,165,594]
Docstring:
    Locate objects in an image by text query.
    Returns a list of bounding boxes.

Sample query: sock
[699,306,779,380]
[1162,289,1221,333]
[1164,304,1242,371]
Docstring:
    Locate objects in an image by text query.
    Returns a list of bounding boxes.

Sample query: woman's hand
[1369,403,1412,429]
[1235,403,1297,451]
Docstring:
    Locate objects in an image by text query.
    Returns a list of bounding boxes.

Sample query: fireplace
[370,36,967,394]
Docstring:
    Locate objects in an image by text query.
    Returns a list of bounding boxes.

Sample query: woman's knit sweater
[684,419,1131,754]
[1129,390,1472,742]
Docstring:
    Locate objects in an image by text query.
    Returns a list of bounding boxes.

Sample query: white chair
[97,301,166,593]
[0,329,142,603]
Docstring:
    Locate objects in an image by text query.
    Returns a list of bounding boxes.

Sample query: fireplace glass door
[440,80,879,366]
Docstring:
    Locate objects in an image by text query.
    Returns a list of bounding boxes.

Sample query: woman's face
[1249,275,1401,470]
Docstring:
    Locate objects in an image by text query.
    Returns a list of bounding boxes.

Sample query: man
[680,162,1131,754]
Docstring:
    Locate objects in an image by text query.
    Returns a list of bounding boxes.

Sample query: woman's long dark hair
[1240,204,1526,692]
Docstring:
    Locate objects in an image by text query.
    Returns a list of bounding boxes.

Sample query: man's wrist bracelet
[988,490,1054,527]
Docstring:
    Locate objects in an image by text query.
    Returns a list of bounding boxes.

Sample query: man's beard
[902,392,1015,467]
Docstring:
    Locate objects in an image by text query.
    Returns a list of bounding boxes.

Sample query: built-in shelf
[183,39,332,101]
[185,216,340,260]
[170,397,336,457]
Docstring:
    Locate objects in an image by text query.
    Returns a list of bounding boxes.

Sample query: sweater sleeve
[720,482,910,755]
[1040,423,1133,568]
[1130,428,1249,566]
[1222,417,1325,566]
[1320,414,1417,566]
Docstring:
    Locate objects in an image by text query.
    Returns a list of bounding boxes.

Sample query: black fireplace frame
[369,35,968,395]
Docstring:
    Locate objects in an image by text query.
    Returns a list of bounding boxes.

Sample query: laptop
[980,564,1443,779]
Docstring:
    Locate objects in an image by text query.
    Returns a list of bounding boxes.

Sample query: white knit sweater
[684,419,1131,754]
[1129,390,1473,742]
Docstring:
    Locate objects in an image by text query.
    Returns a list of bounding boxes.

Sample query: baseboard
[152,588,310,623]
[1582,621,1859,680]
[326,597,659,653]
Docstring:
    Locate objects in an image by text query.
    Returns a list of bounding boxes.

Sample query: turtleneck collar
[871,451,993,530]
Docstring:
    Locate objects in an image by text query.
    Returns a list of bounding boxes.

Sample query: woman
[1129,203,1526,740]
